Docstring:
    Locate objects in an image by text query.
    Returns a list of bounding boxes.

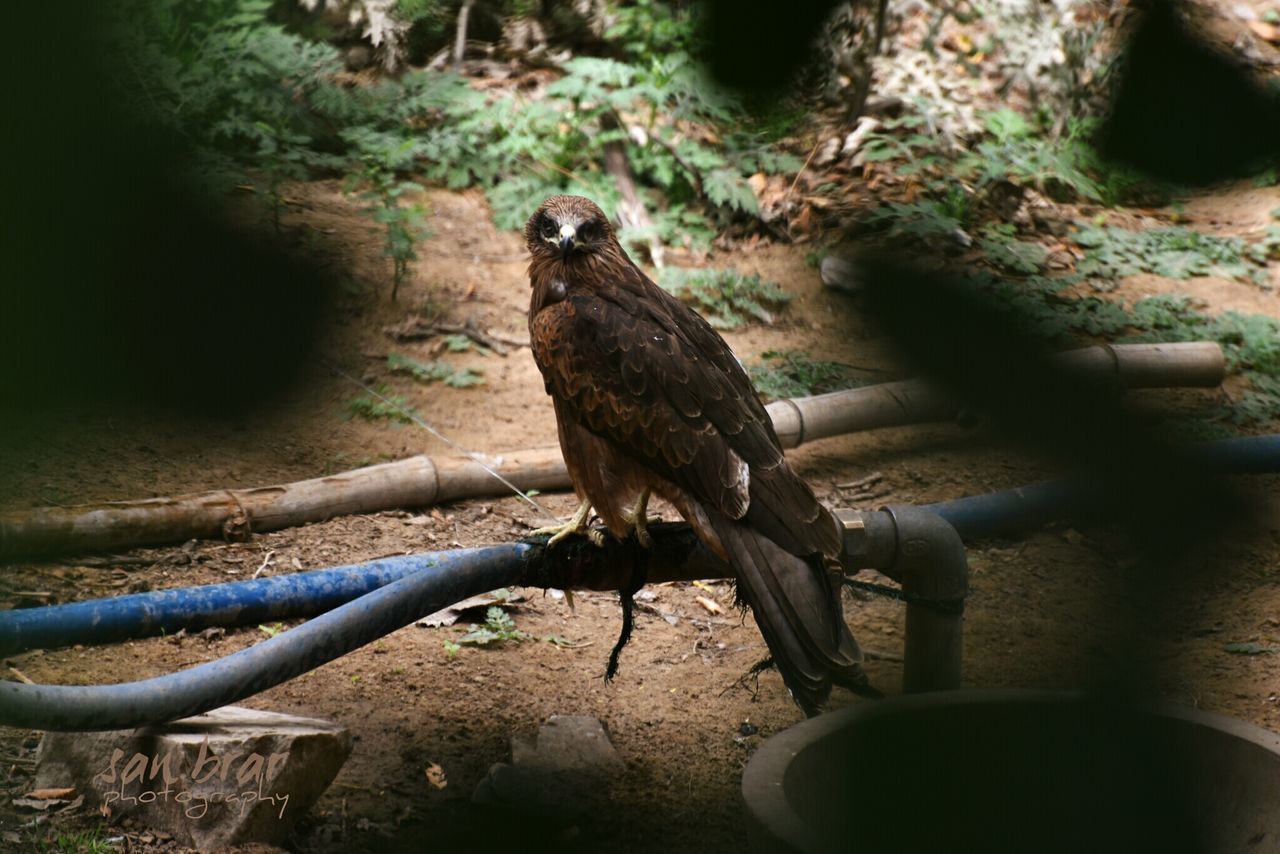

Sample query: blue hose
[0,544,531,730]
[0,549,479,657]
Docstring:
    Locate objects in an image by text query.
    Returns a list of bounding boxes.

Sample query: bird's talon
[530,499,595,547]
[587,528,608,548]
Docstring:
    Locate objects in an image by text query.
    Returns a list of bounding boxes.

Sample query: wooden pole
[0,342,1225,560]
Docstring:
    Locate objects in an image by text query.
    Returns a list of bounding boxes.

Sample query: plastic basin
[742,689,1280,854]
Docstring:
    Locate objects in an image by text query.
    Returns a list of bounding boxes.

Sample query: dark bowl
[742,689,1280,854]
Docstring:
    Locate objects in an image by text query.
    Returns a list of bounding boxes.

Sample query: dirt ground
[1,0,1279,847]
[1,171,1278,852]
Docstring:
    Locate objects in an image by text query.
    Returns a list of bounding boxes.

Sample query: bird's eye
[540,218,558,239]
[579,221,599,241]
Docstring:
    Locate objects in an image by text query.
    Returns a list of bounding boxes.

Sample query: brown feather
[526,195,874,714]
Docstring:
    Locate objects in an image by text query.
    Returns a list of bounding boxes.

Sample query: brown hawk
[525,195,875,715]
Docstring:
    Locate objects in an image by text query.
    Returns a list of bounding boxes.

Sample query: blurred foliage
[108,0,805,269]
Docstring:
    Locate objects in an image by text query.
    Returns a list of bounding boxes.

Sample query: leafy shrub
[658,268,792,328]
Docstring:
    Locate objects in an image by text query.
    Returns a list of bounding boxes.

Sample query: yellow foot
[529,500,605,547]
[628,489,657,548]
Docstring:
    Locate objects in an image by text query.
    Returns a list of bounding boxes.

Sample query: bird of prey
[525,194,875,715]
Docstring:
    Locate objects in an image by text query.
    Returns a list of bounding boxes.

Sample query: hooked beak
[558,223,576,258]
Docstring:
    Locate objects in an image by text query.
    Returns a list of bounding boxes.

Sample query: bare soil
[4,118,1280,854]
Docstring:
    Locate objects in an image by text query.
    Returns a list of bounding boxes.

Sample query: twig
[72,555,157,569]
[787,137,825,199]
[383,318,527,354]
[836,471,884,490]
[862,647,904,663]
[452,0,475,67]
[7,667,34,685]
[252,550,276,579]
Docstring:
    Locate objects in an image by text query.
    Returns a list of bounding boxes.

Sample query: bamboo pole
[0,450,568,560]
[0,342,1224,560]
[766,341,1224,448]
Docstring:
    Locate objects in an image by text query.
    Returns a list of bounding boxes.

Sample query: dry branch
[601,111,665,267]
[0,342,1223,560]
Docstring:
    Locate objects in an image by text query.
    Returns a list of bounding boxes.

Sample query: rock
[344,44,373,72]
[812,137,841,168]
[35,706,351,850]
[820,255,861,292]
[842,116,882,161]
[473,715,624,821]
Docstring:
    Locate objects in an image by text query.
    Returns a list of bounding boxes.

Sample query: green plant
[113,0,346,208]
[804,247,830,269]
[1074,224,1268,287]
[346,387,421,423]
[748,350,871,400]
[457,606,530,646]
[955,110,1113,202]
[864,200,966,243]
[860,113,949,177]
[258,623,284,638]
[979,223,1047,275]
[441,334,491,355]
[1248,225,1280,265]
[39,825,116,854]
[346,133,432,300]
[658,268,792,328]
[387,353,484,388]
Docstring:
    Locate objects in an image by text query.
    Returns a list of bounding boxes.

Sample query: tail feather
[708,512,878,715]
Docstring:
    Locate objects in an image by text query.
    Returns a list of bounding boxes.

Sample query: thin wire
[326,362,552,517]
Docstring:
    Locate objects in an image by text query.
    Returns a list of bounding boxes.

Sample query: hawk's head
[526,195,614,262]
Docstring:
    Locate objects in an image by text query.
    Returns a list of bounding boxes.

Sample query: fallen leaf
[25,787,76,800]
[13,798,62,810]
[417,591,524,627]
[695,596,723,615]
[425,762,447,790]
